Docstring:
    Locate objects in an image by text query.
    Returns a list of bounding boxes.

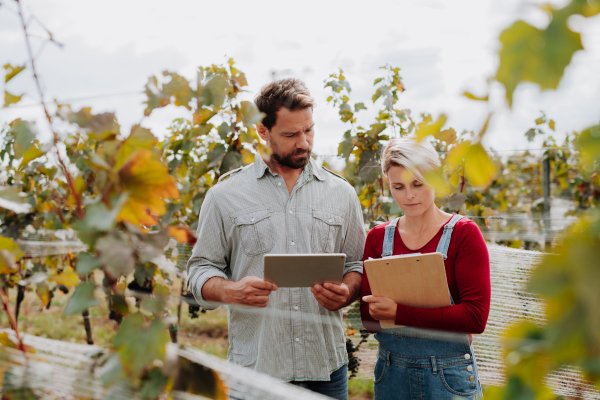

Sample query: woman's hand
[362,296,397,320]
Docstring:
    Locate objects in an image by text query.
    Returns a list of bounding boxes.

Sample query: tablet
[263,253,346,288]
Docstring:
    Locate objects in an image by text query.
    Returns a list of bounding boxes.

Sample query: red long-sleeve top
[360,216,490,335]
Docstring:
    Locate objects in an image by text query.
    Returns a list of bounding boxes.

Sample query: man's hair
[254,78,315,130]
[380,135,441,186]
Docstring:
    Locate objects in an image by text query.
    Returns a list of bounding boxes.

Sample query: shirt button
[467,365,473,372]
[289,210,293,214]
[293,305,299,311]
[290,241,295,246]
[328,219,333,222]
[250,217,255,222]
[464,353,471,360]
[468,375,475,382]
[277,182,282,186]
[295,338,300,342]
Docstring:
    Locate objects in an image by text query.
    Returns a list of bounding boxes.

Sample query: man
[187,78,366,400]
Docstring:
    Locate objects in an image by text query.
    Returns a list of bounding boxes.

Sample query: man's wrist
[202,276,231,304]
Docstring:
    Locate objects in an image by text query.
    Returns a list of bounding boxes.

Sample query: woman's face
[387,165,435,217]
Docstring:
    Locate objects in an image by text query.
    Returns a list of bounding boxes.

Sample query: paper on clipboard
[364,252,451,329]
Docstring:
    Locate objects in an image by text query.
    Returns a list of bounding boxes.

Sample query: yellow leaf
[464,144,497,187]
[0,237,24,275]
[18,144,46,170]
[117,150,180,226]
[415,114,447,141]
[36,282,50,307]
[114,125,158,170]
[424,170,452,195]
[48,266,79,289]
[4,90,22,107]
[169,225,197,245]
[193,108,216,125]
[346,329,357,336]
[241,149,255,165]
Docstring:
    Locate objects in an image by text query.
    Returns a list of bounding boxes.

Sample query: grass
[0,278,373,399]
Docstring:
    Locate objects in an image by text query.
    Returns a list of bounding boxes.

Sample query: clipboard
[264,253,346,288]
[363,252,451,329]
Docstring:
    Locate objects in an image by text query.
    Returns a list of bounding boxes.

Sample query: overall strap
[381,217,401,257]
[435,214,464,260]
[435,214,464,306]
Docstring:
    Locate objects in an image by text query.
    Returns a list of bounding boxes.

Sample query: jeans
[373,331,483,400]
[290,364,348,400]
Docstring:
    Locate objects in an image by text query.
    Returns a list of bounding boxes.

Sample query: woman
[360,136,490,400]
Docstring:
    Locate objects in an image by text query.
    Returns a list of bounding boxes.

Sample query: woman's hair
[380,135,441,185]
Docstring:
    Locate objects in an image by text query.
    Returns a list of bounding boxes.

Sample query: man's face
[260,108,314,169]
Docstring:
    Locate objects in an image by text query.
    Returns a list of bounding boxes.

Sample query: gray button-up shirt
[187,155,366,381]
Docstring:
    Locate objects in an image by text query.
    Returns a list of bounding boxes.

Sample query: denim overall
[373,215,483,400]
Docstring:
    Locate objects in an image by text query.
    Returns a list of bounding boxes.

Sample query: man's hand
[362,295,397,320]
[311,282,351,311]
[203,276,277,308]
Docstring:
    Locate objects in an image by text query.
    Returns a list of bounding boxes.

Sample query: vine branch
[16,0,84,219]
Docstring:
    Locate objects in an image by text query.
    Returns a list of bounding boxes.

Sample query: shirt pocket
[311,209,345,253]
[233,206,275,256]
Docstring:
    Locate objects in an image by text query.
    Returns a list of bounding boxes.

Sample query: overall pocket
[233,206,275,256]
[439,363,478,397]
[311,209,344,253]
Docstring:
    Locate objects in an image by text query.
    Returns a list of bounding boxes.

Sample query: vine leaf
[447,142,497,187]
[0,237,24,274]
[415,114,447,141]
[496,8,583,106]
[114,125,158,170]
[0,186,32,214]
[3,64,25,83]
[48,266,79,289]
[66,107,119,138]
[18,144,46,170]
[11,120,36,158]
[240,101,264,127]
[113,314,169,380]
[96,235,136,278]
[64,282,100,315]
[4,91,22,107]
[117,150,180,226]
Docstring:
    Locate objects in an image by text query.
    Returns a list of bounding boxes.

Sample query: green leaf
[74,202,119,232]
[161,72,194,109]
[217,122,232,140]
[206,144,226,169]
[67,107,119,137]
[240,101,265,127]
[3,64,25,83]
[113,314,169,379]
[525,128,538,142]
[4,90,22,106]
[0,186,33,214]
[220,151,242,174]
[495,11,583,106]
[0,237,24,274]
[95,235,136,278]
[76,253,102,275]
[357,148,381,183]
[202,75,230,108]
[578,123,600,168]
[140,369,168,400]
[64,282,100,315]
[10,120,36,158]
[354,102,367,112]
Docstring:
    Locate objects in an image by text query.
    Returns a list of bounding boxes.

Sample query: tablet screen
[263,253,346,288]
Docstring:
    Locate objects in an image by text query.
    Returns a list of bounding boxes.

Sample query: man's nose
[296,133,310,150]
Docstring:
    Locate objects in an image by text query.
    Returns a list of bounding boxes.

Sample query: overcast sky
[1,0,599,157]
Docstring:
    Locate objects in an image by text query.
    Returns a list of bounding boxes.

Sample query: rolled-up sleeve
[342,184,366,275]
[186,189,229,310]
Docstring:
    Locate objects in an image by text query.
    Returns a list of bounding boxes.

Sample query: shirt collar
[253,153,325,181]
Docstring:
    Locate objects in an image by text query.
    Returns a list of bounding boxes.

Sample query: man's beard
[271,148,311,169]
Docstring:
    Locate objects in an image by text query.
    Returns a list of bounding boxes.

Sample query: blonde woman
[360,136,490,400]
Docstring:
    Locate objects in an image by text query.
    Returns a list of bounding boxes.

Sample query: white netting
[5,231,600,399]
[345,244,600,398]
[0,330,329,400]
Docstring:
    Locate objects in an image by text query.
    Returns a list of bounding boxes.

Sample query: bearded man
[187,78,366,400]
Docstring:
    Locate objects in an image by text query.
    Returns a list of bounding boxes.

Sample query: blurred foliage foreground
[1,0,600,398]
